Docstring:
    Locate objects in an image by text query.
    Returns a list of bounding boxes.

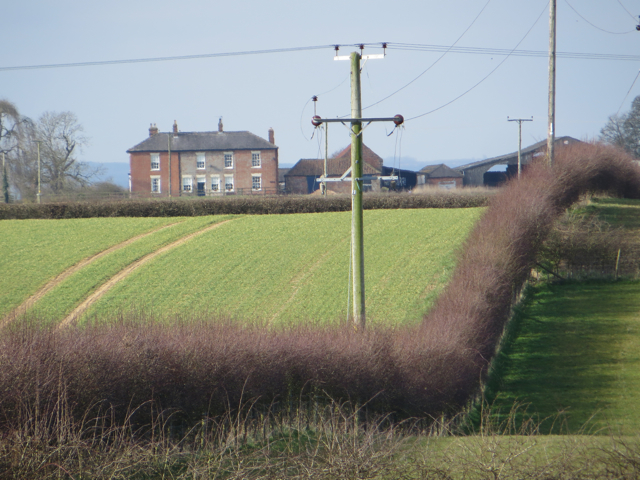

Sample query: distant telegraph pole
[547,0,556,167]
[36,141,41,204]
[311,47,403,330]
[507,117,533,178]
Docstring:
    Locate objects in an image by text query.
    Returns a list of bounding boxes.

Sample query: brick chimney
[268,127,275,144]
[173,120,178,134]
[218,117,223,132]
[149,123,158,137]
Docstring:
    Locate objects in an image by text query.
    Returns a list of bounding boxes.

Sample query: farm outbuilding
[285,144,386,194]
[416,164,463,190]
[456,136,582,187]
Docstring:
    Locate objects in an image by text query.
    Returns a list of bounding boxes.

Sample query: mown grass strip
[485,280,640,435]
[0,217,178,317]
[30,216,236,325]
[85,208,483,326]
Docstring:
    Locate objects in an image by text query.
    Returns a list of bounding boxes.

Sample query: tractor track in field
[1,222,181,328]
[58,219,233,329]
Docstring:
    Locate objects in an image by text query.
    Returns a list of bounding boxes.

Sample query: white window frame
[182,176,193,192]
[251,173,262,191]
[150,153,160,171]
[251,151,261,168]
[210,175,221,192]
[151,175,161,193]
[196,152,205,170]
[224,152,234,169]
[224,174,234,192]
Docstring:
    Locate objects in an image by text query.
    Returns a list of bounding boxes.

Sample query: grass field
[0,208,484,326]
[84,208,483,326]
[0,216,178,317]
[485,197,640,434]
[486,280,640,435]
[29,216,234,324]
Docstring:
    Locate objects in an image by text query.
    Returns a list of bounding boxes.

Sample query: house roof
[286,144,384,178]
[418,164,463,178]
[455,136,581,171]
[333,144,384,171]
[127,131,277,153]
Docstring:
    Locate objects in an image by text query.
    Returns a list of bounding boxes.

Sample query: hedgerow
[0,190,490,220]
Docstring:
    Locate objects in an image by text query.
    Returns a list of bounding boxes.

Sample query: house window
[224,175,234,192]
[252,174,262,191]
[251,152,261,167]
[211,175,220,192]
[151,153,160,171]
[224,153,233,168]
[151,176,161,193]
[182,176,192,192]
[196,152,205,169]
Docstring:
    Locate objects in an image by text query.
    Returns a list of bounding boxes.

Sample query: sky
[3,0,640,180]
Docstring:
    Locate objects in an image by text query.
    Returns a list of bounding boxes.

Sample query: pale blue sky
[2,0,639,175]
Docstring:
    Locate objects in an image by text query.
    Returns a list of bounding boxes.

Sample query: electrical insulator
[312,115,322,127]
[393,114,404,126]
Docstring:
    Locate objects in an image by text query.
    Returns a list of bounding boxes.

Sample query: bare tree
[34,111,100,194]
[601,95,640,158]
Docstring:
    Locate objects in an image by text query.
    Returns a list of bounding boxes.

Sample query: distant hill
[88,162,129,188]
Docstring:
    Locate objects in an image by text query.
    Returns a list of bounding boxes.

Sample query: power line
[615,0,638,22]
[362,0,492,111]
[564,0,636,34]
[387,43,640,62]
[0,44,360,72]
[616,69,640,115]
[405,2,548,122]
[4,39,640,74]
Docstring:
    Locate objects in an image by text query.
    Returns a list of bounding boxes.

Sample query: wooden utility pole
[168,134,172,197]
[350,51,366,329]
[322,123,328,195]
[547,0,556,167]
[507,117,533,179]
[311,49,402,331]
[36,141,41,204]
[2,152,8,204]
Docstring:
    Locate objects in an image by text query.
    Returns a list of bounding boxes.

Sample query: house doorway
[197,179,206,196]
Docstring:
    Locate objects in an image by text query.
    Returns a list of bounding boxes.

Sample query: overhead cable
[0,44,355,72]
[564,0,635,34]
[616,69,640,115]
[405,1,548,122]
[362,0,492,111]
[386,43,640,62]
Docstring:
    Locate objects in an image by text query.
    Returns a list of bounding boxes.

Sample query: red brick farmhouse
[128,119,278,196]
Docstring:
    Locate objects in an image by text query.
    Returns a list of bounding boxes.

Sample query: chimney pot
[173,120,178,134]
[268,127,275,144]
[218,117,223,132]
[149,123,159,137]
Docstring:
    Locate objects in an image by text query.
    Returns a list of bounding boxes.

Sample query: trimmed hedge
[0,192,490,220]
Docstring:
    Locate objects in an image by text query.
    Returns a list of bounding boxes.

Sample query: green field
[0,216,178,317]
[486,281,640,434]
[485,198,640,434]
[30,215,234,323]
[85,209,483,326]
